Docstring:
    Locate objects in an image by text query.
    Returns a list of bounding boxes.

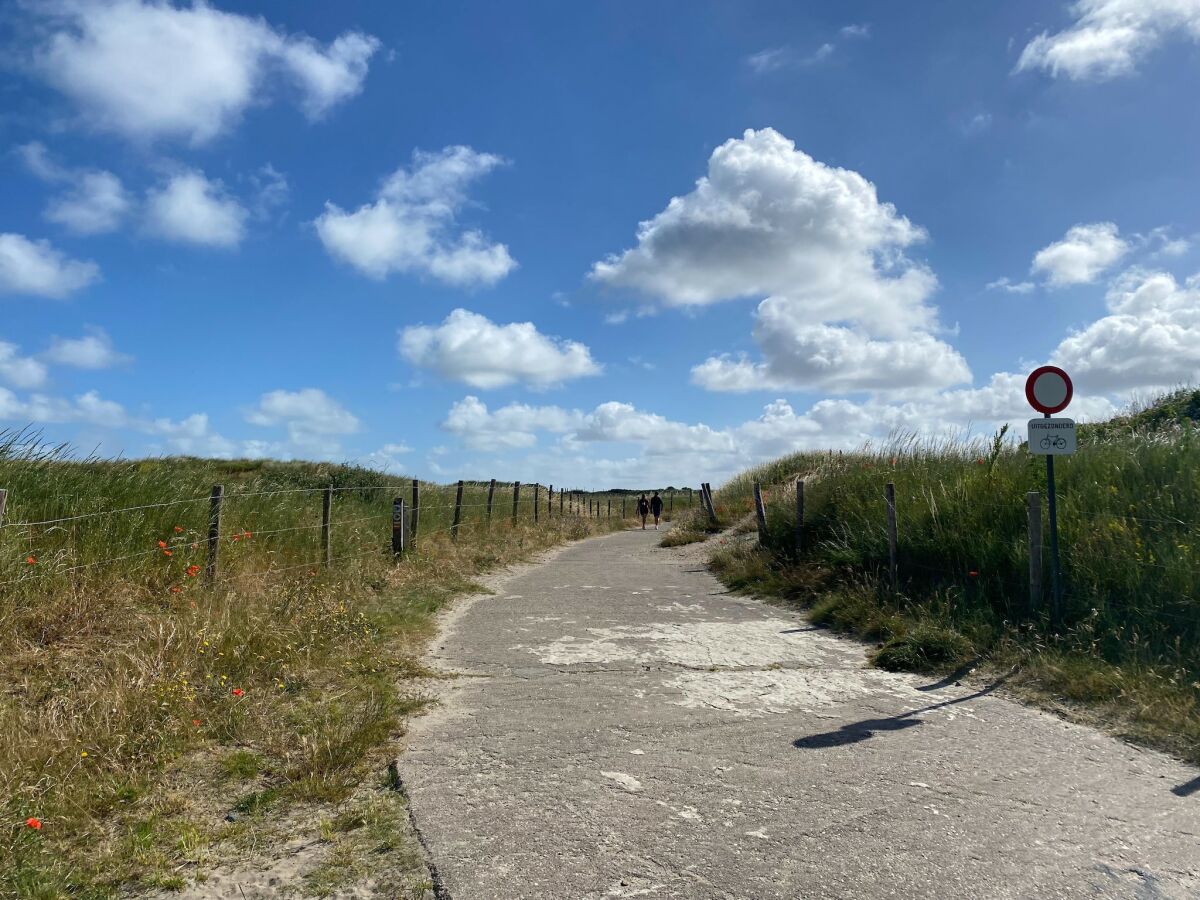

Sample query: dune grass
[0,434,635,896]
[709,399,1200,762]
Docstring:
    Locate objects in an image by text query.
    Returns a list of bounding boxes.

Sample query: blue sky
[1,0,1199,487]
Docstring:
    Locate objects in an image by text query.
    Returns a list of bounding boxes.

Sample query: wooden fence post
[486,479,496,520]
[622,496,627,519]
[533,483,540,523]
[795,479,805,555]
[560,490,564,516]
[205,484,223,584]
[452,480,464,541]
[548,484,553,517]
[607,497,611,518]
[392,497,407,556]
[753,482,768,545]
[668,490,674,515]
[512,481,521,523]
[702,483,718,526]
[885,482,898,594]
[1027,491,1043,613]
[411,479,420,540]
[321,484,333,568]
[0,488,7,526]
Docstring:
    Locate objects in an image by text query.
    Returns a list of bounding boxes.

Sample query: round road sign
[1025,365,1073,414]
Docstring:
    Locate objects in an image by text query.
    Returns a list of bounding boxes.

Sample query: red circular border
[1025,365,1073,414]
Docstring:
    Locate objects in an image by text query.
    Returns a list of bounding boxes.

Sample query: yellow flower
[80,751,88,758]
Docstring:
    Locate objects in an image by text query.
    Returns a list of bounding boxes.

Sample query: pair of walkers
[636,492,663,530]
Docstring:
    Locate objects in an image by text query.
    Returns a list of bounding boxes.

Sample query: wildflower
[80,751,88,758]
[192,719,201,727]
[158,540,167,549]
[231,534,240,542]
[25,556,35,565]
[170,586,182,594]
[242,530,252,539]
[163,549,173,557]
[25,817,42,830]
[968,570,979,578]
[187,565,200,577]
[231,687,245,697]
[976,458,985,465]
[174,526,184,533]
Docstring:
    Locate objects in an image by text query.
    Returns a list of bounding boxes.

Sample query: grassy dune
[707,392,1200,763]
[0,435,632,896]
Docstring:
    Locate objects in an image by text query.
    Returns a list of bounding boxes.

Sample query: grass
[0,432,639,896]
[708,390,1200,764]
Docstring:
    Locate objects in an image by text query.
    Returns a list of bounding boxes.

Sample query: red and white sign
[1025,366,1073,415]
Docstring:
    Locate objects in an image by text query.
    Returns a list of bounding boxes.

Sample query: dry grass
[0,441,633,896]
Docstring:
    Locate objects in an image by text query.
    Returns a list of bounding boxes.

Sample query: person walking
[636,494,650,529]
[650,491,664,530]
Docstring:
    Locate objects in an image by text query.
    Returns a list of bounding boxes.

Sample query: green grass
[0,432,639,896]
[709,391,1200,763]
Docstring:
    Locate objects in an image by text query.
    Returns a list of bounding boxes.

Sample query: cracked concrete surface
[399,528,1200,899]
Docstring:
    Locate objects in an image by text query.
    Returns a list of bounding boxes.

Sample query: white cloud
[398,309,600,389]
[962,112,993,136]
[441,396,582,450]
[0,342,49,389]
[840,24,871,39]
[144,170,248,247]
[18,142,130,235]
[590,128,936,335]
[0,233,99,298]
[44,327,131,369]
[362,442,413,472]
[691,315,971,394]
[1052,269,1200,392]
[245,388,360,451]
[1032,222,1129,287]
[0,388,130,429]
[1015,0,1200,81]
[150,412,236,457]
[28,0,380,144]
[986,277,1036,294]
[315,146,516,286]
[746,47,790,73]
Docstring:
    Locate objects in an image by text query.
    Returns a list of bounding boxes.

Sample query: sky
[1,0,1199,489]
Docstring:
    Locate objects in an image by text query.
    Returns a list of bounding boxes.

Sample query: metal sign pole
[1044,412,1063,628]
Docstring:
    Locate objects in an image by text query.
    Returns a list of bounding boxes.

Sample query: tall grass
[710,418,1200,760]
[0,432,635,896]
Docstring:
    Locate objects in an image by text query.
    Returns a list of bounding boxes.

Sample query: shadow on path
[793,675,1010,750]
[1171,775,1200,797]
[916,658,982,692]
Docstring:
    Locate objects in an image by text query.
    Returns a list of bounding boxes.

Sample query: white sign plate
[1028,418,1076,455]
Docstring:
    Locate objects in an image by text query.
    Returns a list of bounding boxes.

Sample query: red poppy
[162,549,172,556]
[231,534,240,542]
[968,570,979,578]
[242,530,252,539]
[158,540,167,549]
[187,565,200,577]
[170,586,182,593]
[25,556,35,565]
[174,526,184,533]
[192,719,201,727]
[25,817,41,830]
[231,688,245,697]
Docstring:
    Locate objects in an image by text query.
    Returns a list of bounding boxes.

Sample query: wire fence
[0,481,694,593]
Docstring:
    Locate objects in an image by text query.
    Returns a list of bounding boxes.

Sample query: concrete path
[400,528,1200,900]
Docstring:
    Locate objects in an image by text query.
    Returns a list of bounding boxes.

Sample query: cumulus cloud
[144,170,248,247]
[18,142,130,235]
[1032,222,1129,287]
[590,128,936,335]
[0,388,130,429]
[150,412,237,457]
[44,327,131,369]
[315,146,516,286]
[441,396,583,450]
[986,277,1036,294]
[691,305,970,394]
[244,388,360,451]
[1052,269,1200,393]
[0,342,49,389]
[1015,0,1200,81]
[27,0,380,144]
[0,233,99,298]
[398,309,600,389]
